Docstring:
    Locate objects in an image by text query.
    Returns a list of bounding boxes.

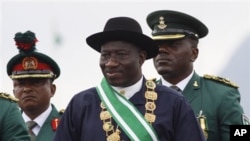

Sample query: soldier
[6,31,63,141]
[53,16,205,141]
[0,92,30,141]
[146,10,249,141]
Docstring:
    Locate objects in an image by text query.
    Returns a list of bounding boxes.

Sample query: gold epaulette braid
[203,74,238,88]
[0,92,19,102]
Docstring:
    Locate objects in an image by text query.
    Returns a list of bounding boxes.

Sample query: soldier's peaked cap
[7,30,60,79]
[147,10,208,40]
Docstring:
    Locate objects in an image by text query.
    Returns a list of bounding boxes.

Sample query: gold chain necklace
[100,80,158,141]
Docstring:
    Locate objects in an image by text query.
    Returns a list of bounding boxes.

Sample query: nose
[22,84,32,93]
[158,46,168,52]
[105,55,119,67]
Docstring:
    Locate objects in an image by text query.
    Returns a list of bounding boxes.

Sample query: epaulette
[0,92,19,102]
[203,74,238,88]
[59,109,65,114]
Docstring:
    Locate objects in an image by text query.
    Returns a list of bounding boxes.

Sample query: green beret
[7,30,60,79]
[146,10,208,40]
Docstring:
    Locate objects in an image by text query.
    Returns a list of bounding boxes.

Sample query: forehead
[100,41,139,52]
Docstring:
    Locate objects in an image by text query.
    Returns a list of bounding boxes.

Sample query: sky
[1,0,249,115]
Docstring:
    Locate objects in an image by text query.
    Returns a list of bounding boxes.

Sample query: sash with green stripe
[96,78,159,141]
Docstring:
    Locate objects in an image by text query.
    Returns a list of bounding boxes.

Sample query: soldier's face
[99,41,146,87]
[153,38,198,78]
[13,78,55,115]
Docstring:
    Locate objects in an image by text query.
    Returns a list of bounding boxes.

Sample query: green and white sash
[96,78,159,141]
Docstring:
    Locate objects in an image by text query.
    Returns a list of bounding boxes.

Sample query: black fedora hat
[86,17,158,59]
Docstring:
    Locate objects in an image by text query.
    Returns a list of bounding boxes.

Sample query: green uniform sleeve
[0,99,30,141]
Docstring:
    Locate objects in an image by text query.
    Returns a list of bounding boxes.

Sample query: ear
[191,47,199,62]
[50,84,56,97]
[139,50,147,65]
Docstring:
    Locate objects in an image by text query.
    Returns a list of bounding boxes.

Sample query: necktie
[169,85,182,93]
[26,121,37,141]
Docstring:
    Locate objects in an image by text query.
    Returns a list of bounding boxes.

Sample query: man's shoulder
[202,74,238,89]
[0,92,19,102]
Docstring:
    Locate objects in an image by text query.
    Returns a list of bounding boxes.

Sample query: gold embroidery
[203,74,238,88]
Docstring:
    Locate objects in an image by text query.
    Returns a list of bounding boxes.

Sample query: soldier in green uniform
[6,31,63,141]
[0,92,30,141]
[146,10,249,141]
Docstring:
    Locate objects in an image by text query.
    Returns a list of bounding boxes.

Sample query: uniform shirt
[161,70,194,91]
[23,104,62,141]
[23,104,52,135]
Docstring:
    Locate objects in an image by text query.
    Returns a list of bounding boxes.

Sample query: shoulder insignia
[0,92,19,102]
[203,74,238,88]
[59,109,65,114]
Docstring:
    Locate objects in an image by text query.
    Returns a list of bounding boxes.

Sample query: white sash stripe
[97,85,140,141]
[116,92,158,141]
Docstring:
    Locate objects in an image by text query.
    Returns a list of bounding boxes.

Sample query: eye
[117,52,127,57]
[101,52,110,59]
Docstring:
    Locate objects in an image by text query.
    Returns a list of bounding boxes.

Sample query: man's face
[13,78,55,114]
[153,38,198,78]
[99,41,146,87]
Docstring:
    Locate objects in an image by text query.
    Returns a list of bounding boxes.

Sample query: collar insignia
[193,81,198,87]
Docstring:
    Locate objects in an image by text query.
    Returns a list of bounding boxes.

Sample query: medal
[197,110,208,139]
[103,122,114,132]
[107,130,121,141]
[145,91,157,100]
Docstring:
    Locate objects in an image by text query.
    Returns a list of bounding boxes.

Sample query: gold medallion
[145,113,156,123]
[107,132,120,141]
[145,91,157,100]
[145,80,156,89]
[145,102,156,111]
[103,122,114,132]
[100,111,111,120]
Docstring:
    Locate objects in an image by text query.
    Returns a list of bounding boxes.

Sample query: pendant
[107,130,120,141]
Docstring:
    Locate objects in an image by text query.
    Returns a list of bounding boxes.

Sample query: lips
[21,95,36,102]
[156,58,171,65]
[106,71,121,77]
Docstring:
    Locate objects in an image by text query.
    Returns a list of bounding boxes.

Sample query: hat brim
[86,30,158,59]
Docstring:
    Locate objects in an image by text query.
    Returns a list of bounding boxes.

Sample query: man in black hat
[53,16,205,141]
[0,92,30,141]
[7,31,63,141]
[146,10,249,141]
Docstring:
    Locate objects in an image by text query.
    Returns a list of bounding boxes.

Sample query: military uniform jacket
[161,72,245,141]
[54,78,205,141]
[0,94,30,141]
[36,104,62,141]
